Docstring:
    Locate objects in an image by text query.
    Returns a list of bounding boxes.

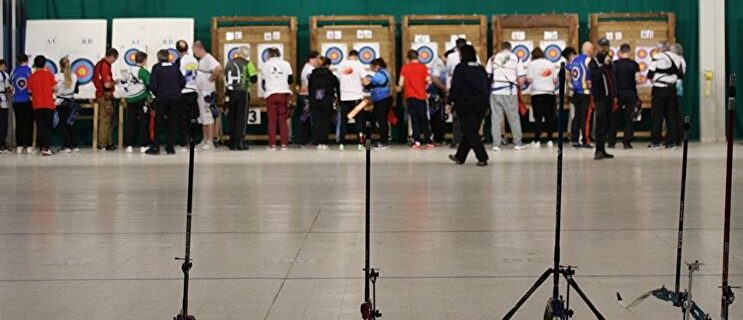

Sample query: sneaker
[267,145,277,150]
[145,147,160,155]
[531,141,541,149]
[140,146,149,153]
[26,147,35,154]
[176,146,187,153]
[547,141,554,148]
[338,144,345,151]
[40,148,53,156]
[61,148,73,153]
[448,154,463,165]
[201,143,214,151]
[665,144,679,150]
[358,144,365,151]
[623,143,633,150]
[105,145,116,151]
[165,146,176,155]
[649,144,663,151]
[281,145,289,150]
[411,142,422,150]
[514,143,528,151]
[571,142,582,148]
[425,143,435,150]
[492,146,502,152]
[0,148,8,154]
[374,143,390,150]
[72,148,80,153]
[16,147,24,154]
[594,151,615,160]
[125,146,134,153]
[476,161,488,167]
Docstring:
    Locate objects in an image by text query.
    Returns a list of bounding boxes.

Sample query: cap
[597,37,610,46]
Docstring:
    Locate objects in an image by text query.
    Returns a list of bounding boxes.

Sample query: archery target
[257,43,284,66]
[635,47,655,87]
[223,43,250,63]
[124,48,140,66]
[412,42,439,66]
[71,58,95,85]
[167,48,179,63]
[353,42,380,66]
[511,41,533,63]
[539,40,565,64]
[44,59,58,74]
[321,43,348,66]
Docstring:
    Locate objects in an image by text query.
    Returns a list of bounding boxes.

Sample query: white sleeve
[485,56,493,75]
[286,61,294,75]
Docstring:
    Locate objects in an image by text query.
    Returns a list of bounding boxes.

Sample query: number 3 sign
[248,108,262,125]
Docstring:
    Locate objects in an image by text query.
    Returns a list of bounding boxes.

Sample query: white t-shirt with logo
[260,57,293,97]
[196,53,220,93]
[179,54,199,93]
[299,63,314,96]
[527,58,558,95]
[334,59,367,102]
[486,50,525,95]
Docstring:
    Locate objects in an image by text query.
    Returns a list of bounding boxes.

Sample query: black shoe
[236,144,249,151]
[476,161,488,167]
[105,144,117,151]
[594,151,614,160]
[607,143,616,149]
[165,146,176,154]
[571,142,582,148]
[623,143,633,149]
[581,144,594,149]
[448,155,463,165]
[145,147,160,155]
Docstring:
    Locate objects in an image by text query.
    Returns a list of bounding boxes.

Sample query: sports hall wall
[727,1,743,138]
[27,0,701,139]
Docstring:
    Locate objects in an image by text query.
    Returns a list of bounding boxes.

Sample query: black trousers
[228,90,249,148]
[297,95,312,145]
[337,100,362,144]
[532,94,556,143]
[125,99,149,147]
[452,111,463,144]
[34,108,54,150]
[593,98,611,153]
[14,102,34,147]
[608,91,637,146]
[407,98,431,144]
[57,101,78,149]
[455,105,488,163]
[153,99,179,148]
[180,92,199,146]
[651,86,679,146]
[311,103,332,145]
[0,108,8,148]
[428,98,446,143]
[571,94,590,144]
[372,97,392,144]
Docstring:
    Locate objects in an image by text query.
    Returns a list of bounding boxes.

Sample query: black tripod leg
[563,275,606,320]
[502,269,554,320]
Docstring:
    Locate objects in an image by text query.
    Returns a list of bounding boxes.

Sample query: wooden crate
[211,16,298,108]
[590,12,676,107]
[310,15,396,93]
[402,15,488,65]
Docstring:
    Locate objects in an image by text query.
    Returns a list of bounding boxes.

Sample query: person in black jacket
[308,57,340,149]
[147,49,186,155]
[448,45,489,166]
[589,38,616,160]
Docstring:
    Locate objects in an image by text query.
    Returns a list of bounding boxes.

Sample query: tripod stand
[173,120,199,320]
[502,63,606,320]
[616,117,711,320]
[720,74,738,320]
[360,121,382,320]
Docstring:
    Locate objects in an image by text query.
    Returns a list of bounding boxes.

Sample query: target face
[417,46,435,65]
[544,45,562,63]
[124,48,139,66]
[71,58,95,85]
[227,47,240,61]
[512,45,531,62]
[650,48,661,59]
[261,48,273,63]
[325,47,344,65]
[358,46,377,65]
[639,62,648,72]
[167,48,179,63]
[45,59,58,74]
[636,49,648,60]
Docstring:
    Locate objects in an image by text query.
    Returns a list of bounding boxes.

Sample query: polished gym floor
[0,143,741,319]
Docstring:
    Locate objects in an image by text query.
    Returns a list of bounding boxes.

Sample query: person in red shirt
[28,55,57,156]
[398,50,432,149]
[93,48,119,151]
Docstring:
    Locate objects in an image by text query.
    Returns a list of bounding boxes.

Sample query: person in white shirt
[260,47,294,150]
[297,51,321,147]
[0,60,11,153]
[486,41,527,151]
[334,50,369,150]
[193,41,222,150]
[526,47,558,148]
[647,41,686,149]
[176,40,200,152]
[55,57,80,153]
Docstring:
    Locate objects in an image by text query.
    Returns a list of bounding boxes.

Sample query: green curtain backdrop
[27,0,700,139]
[727,1,743,138]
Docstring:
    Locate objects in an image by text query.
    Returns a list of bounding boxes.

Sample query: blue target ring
[358,46,377,65]
[71,58,94,85]
[416,46,435,65]
[227,47,240,61]
[124,48,140,66]
[44,59,58,74]
[167,48,179,63]
[512,45,531,63]
[544,44,562,63]
[324,47,344,65]
[261,48,274,63]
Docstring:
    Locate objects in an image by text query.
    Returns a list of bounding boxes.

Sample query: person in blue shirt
[11,54,34,153]
[566,43,594,149]
[367,58,392,149]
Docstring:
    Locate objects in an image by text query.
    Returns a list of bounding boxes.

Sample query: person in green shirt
[123,51,152,153]
[224,46,258,150]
